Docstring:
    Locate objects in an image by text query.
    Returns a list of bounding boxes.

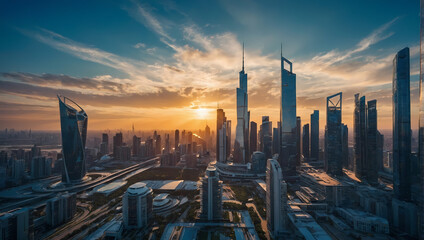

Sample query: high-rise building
[205,125,210,151]
[200,166,222,221]
[419,2,424,238]
[113,132,123,158]
[342,124,349,170]
[260,116,273,159]
[0,208,33,240]
[366,100,378,185]
[101,133,109,155]
[58,95,87,183]
[46,192,77,227]
[123,182,153,229]
[187,132,192,154]
[354,94,367,179]
[272,127,280,155]
[280,53,297,175]
[251,151,266,174]
[155,135,162,155]
[310,110,319,161]
[217,109,229,163]
[296,116,301,166]
[393,47,411,201]
[132,135,141,156]
[266,158,287,238]
[164,134,170,154]
[226,120,232,159]
[175,130,180,152]
[325,92,343,175]
[31,156,51,179]
[302,124,310,159]
[234,44,250,164]
[250,121,258,157]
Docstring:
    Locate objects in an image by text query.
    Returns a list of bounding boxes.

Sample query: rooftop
[127,182,151,195]
[302,170,342,186]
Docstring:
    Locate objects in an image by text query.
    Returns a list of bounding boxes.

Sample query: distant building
[266,158,287,238]
[250,121,257,157]
[200,166,222,221]
[46,192,77,227]
[175,130,180,152]
[310,110,319,161]
[113,133,123,159]
[58,95,87,183]
[341,124,349,170]
[123,182,153,229]
[30,156,52,179]
[302,124,309,159]
[100,133,109,155]
[118,146,131,162]
[216,109,229,163]
[132,135,140,156]
[260,116,272,160]
[325,92,343,175]
[335,208,389,234]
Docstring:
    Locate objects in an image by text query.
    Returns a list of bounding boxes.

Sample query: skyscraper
[217,109,229,163]
[132,135,140,156]
[393,47,411,201]
[58,95,87,183]
[296,116,301,166]
[175,129,180,152]
[366,100,378,185]
[419,1,424,238]
[280,52,297,174]
[341,124,349,170]
[310,110,319,161]
[250,121,258,156]
[354,94,367,179]
[123,182,153,229]
[113,132,123,158]
[325,92,343,175]
[266,158,287,238]
[205,125,210,151]
[200,166,222,221]
[234,44,250,164]
[260,116,273,160]
[302,124,310,159]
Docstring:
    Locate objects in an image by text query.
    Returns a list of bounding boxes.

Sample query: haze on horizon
[0,0,420,133]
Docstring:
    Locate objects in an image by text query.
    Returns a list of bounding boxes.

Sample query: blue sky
[0,0,420,131]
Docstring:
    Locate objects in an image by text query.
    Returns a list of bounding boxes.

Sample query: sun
[196,107,209,119]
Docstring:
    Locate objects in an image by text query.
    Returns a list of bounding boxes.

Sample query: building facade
[200,166,222,221]
[325,92,343,175]
[310,110,320,161]
[123,182,153,229]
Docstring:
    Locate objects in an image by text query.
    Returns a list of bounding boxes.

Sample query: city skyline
[0,0,421,132]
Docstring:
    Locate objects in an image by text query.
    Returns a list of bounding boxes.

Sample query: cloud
[134,42,146,48]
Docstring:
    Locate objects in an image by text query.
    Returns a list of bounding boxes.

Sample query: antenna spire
[280,42,282,58]
[242,42,245,71]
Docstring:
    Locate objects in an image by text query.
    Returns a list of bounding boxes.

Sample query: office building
[393,47,411,201]
[419,2,424,238]
[113,133,123,158]
[46,193,77,227]
[0,208,33,240]
[280,53,297,174]
[175,130,180,152]
[302,124,309,159]
[354,94,367,179]
[234,44,250,164]
[266,158,287,238]
[250,121,257,156]
[30,156,51,179]
[58,95,87,183]
[200,166,222,221]
[100,133,109,155]
[251,151,266,174]
[325,92,343,175]
[260,116,273,160]
[132,135,140,156]
[217,109,230,163]
[123,182,153,229]
[272,127,280,155]
[310,110,319,161]
[366,100,378,185]
[341,124,349,170]
[296,116,301,166]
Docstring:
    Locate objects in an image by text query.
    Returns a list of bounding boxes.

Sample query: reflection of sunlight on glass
[196,107,208,119]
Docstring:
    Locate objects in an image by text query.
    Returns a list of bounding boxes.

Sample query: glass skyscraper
[302,124,309,159]
[325,92,343,175]
[354,94,367,179]
[392,47,411,201]
[280,53,297,174]
[366,100,378,185]
[58,95,87,183]
[234,44,250,164]
[419,1,424,238]
[310,110,319,161]
[200,166,222,221]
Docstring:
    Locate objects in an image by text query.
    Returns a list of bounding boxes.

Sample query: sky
[0,0,421,134]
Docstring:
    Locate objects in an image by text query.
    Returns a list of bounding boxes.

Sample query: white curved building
[123,182,153,229]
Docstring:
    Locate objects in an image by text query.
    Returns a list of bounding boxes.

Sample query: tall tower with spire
[234,43,250,164]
